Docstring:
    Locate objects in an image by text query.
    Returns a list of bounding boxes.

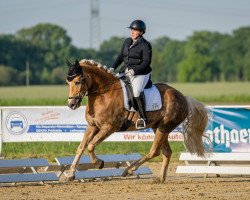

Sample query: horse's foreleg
[122,128,166,177]
[87,125,114,169]
[159,136,172,183]
[66,126,98,181]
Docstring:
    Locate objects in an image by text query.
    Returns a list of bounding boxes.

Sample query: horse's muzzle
[68,98,81,110]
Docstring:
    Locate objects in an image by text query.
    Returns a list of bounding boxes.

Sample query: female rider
[111,19,152,129]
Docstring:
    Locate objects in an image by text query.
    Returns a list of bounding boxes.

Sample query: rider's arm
[133,42,152,75]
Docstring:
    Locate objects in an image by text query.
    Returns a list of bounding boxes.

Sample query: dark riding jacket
[112,36,152,75]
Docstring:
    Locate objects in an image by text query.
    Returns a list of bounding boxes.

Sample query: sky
[0,0,250,49]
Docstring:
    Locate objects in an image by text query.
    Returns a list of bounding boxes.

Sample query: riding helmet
[128,20,146,33]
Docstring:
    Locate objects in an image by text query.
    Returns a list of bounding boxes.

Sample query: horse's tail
[182,96,208,157]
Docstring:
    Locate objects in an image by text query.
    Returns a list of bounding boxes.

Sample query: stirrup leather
[136,118,146,129]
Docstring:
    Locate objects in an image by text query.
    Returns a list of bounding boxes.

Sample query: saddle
[120,76,162,112]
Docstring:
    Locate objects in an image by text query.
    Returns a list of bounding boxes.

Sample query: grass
[170,82,250,104]
[2,142,185,163]
[1,82,250,106]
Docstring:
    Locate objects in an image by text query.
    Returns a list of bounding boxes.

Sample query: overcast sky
[1,0,250,48]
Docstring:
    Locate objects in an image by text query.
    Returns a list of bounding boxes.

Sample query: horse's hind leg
[122,128,166,177]
[159,136,172,183]
[66,126,98,181]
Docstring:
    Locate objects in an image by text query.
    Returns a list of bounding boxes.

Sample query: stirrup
[136,118,146,129]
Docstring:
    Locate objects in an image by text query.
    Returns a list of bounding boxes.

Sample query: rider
[111,19,152,128]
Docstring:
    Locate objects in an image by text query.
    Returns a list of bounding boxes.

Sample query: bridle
[68,73,92,101]
[68,73,122,101]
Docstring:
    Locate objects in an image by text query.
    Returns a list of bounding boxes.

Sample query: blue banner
[206,107,250,153]
[27,124,87,133]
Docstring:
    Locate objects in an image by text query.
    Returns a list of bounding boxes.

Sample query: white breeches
[128,74,150,97]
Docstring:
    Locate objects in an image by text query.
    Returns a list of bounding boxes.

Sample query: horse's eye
[75,81,81,85]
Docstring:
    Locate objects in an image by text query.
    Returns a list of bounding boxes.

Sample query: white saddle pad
[120,80,162,112]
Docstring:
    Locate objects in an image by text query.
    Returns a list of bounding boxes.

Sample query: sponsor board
[205,107,250,152]
[1,106,182,143]
[1,106,250,153]
[2,107,87,142]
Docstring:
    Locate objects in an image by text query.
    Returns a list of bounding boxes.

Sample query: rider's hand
[127,69,135,77]
[109,67,114,72]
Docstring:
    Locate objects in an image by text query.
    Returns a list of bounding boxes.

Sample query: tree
[178,31,224,82]
[151,36,171,52]
[231,27,250,81]
[152,39,185,82]
[218,34,238,81]
[0,65,21,86]
[97,36,125,67]
[16,23,73,70]
[51,67,67,84]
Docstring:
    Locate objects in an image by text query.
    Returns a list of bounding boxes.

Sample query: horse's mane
[79,59,118,81]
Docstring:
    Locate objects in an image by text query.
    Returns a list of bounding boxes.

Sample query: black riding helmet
[128,20,146,33]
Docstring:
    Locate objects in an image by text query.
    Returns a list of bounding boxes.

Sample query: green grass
[170,82,250,97]
[1,82,250,106]
[0,85,68,99]
[2,142,185,163]
[171,82,250,104]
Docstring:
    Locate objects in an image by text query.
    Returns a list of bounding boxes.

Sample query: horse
[65,59,208,183]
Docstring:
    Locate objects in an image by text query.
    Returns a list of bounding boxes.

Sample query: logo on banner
[6,112,28,135]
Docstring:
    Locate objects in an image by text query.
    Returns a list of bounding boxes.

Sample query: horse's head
[66,59,92,110]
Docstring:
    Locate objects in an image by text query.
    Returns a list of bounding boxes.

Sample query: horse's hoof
[122,170,128,177]
[99,160,104,169]
[122,169,133,177]
[65,172,75,182]
[152,177,165,184]
[127,169,134,176]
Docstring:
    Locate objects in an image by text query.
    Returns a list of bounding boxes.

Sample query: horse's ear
[75,59,79,66]
[66,59,72,67]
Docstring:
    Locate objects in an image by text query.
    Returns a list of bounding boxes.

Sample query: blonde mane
[79,59,118,80]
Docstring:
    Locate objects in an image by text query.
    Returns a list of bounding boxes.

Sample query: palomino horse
[66,59,208,183]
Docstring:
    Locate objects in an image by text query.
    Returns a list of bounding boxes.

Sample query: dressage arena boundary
[0,106,184,155]
[0,153,152,186]
[176,152,250,177]
[1,105,250,183]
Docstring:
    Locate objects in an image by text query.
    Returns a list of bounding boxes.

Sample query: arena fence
[0,153,151,186]
[0,106,183,155]
[0,105,250,155]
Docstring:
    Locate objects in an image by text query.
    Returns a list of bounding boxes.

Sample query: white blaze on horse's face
[67,75,84,110]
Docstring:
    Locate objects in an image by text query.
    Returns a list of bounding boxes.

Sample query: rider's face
[130,29,142,41]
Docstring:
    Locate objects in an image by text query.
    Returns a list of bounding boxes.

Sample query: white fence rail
[0,106,183,154]
[176,152,250,177]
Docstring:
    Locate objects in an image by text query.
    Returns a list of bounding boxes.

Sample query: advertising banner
[1,106,183,143]
[2,106,87,142]
[205,106,250,153]
[1,106,250,153]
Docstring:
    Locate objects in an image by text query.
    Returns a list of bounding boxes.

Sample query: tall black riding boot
[135,93,147,129]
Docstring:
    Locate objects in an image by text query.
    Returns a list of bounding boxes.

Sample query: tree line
[0,23,250,86]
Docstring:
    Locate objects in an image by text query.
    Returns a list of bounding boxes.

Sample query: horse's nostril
[68,103,75,109]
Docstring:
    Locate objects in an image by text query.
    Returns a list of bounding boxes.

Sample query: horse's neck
[89,73,119,93]
[88,79,122,101]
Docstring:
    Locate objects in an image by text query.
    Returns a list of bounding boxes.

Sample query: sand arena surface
[0,162,249,200]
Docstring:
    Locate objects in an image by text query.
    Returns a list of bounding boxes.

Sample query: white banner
[2,106,87,142]
[1,106,183,143]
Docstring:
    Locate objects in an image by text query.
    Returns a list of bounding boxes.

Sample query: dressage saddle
[120,76,152,110]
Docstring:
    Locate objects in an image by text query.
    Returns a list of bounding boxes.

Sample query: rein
[68,74,122,101]
[88,79,122,95]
